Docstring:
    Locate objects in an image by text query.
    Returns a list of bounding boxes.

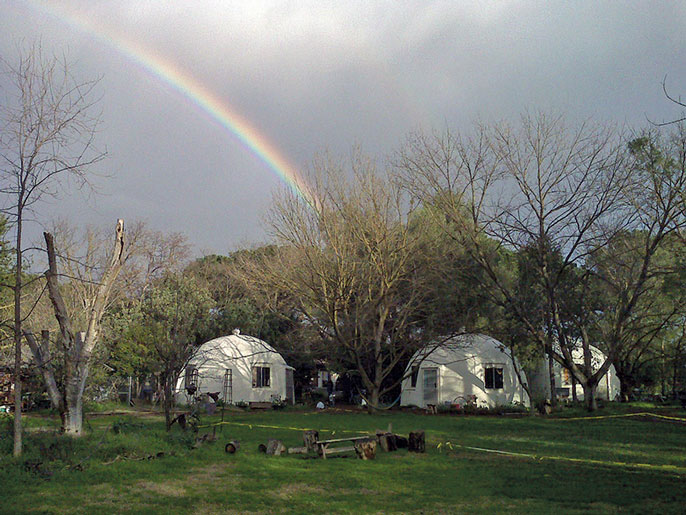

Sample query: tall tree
[236,154,452,409]
[398,114,686,410]
[0,45,105,454]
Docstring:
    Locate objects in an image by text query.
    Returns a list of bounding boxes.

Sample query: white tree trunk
[40,220,125,436]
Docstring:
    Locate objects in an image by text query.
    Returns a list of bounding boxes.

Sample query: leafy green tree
[139,273,212,429]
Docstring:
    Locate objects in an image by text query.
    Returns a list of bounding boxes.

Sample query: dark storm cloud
[1,1,685,254]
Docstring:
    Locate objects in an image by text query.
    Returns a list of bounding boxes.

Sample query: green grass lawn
[1,404,686,514]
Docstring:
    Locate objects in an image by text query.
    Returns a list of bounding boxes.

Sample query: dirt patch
[192,504,270,515]
[186,463,233,484]
[137,479,188,497]
[271,483,327,500]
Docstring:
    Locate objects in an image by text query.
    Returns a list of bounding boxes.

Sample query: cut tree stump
[408,431,426,453]
[354,438,377,460]
[266,439,287,456]
[375,431,398,452]
[303,430,319,452]
[395,435,408,449]
[225,441,240,454]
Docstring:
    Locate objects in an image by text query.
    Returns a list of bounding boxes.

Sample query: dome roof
[190,333,287,367]
[412,333,513,366]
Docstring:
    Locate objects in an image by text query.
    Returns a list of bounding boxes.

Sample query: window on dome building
[484,366,504,389]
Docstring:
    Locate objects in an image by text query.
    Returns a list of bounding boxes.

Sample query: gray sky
[2,1,686,255]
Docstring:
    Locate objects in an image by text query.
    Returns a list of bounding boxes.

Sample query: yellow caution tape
[197,417,685,474]
[196,420,367,434]
[557,411,686,422]
[435,441,686,475]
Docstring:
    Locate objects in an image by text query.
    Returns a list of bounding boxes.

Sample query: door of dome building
[423,368,438,406]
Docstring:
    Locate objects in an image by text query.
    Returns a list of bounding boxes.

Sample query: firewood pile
[234,427,426,460]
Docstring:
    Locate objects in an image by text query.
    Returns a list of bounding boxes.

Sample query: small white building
[401,334,530,408]
[175,329,295,405]
[530,343,620,401]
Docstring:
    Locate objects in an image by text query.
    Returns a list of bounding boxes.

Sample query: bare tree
[235,154,446,409]
[0,44,105,454]
[117,223,191,301]
[24,220,124,435]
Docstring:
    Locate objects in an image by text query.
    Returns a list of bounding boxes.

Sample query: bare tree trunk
[13,214,23,457]
[40,221,125,436]
[547,347,557,407]
[583,382,598,411]
[63,332,89,435]
[163,371,174,430]
[571,372,578,402]
[24,331,63,413]
[508,344,532,404]
[369,386,381,412]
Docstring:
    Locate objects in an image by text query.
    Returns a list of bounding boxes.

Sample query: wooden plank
[322,445,355,459]
[316,436,369,445]
[324,446,355,454]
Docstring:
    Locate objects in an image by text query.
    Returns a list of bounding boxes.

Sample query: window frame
[484,365,504,390]
[185,366,198,389]
[409,365,420,389]
[252,365,271,388]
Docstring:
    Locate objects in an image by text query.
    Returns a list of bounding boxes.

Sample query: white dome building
[401,334,530,408]
[175,330,295,405]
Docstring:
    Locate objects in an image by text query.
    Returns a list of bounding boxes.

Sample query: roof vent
[232,328,240,336]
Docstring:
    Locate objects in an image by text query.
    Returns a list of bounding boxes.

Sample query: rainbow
[21,1,318,208]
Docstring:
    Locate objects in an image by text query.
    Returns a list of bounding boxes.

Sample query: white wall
[401,335,530,408]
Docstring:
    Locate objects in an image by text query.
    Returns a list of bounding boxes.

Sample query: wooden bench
[315,436,370,459]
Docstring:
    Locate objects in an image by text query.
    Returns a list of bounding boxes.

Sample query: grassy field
[1,404,686,514]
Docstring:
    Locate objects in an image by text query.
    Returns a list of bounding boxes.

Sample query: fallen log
[288,446,309,454]
[258,443,267,453]
[225,441,240,454]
